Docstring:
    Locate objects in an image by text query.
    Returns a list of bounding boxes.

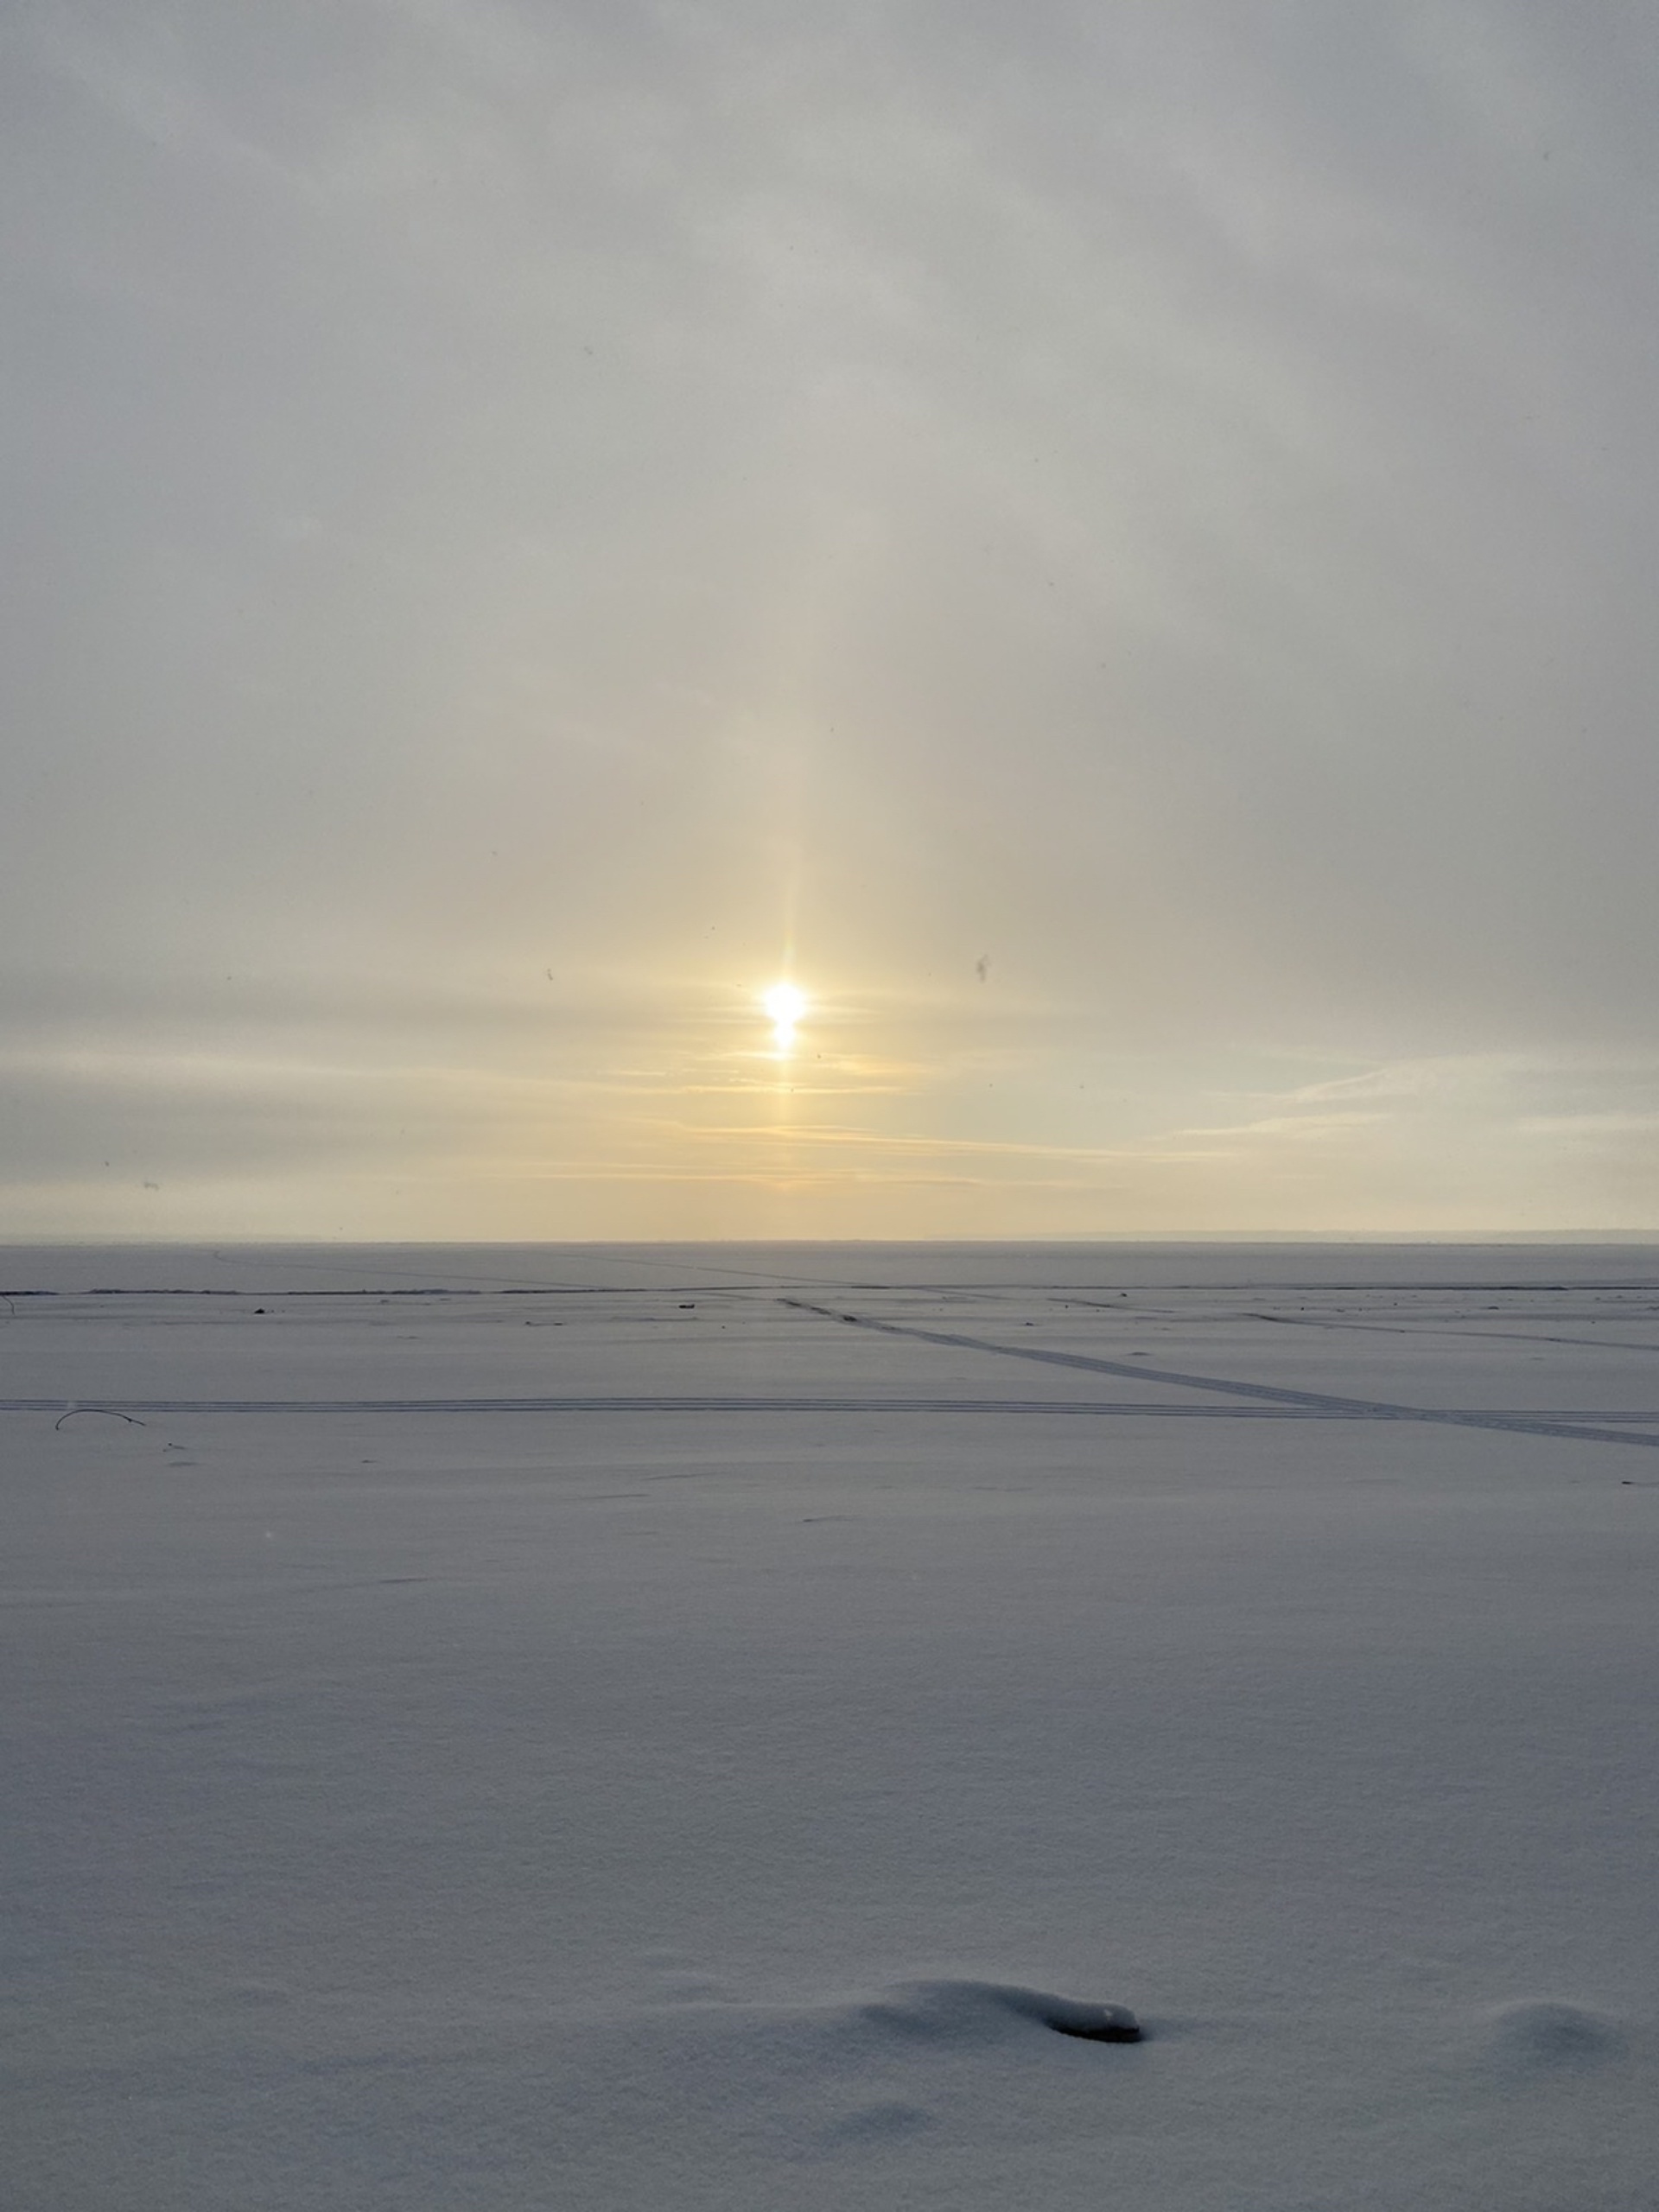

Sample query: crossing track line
[776,1300,1659,1452]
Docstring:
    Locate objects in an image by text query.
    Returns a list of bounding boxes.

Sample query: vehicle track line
[777,1301,1659,1451]
[0,1395,1530,1419]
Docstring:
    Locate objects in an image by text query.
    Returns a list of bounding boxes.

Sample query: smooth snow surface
[5,1243,1659,2210]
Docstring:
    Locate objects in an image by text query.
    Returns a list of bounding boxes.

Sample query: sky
[3,0,1659,1240]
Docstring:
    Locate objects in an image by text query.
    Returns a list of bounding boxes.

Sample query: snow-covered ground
[6,1243,1658,2210]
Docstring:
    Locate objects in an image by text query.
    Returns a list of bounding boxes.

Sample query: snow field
[5,1244,1658,2209]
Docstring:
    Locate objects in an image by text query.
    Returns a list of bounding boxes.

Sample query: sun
[762,982,806,1028]
[761,982,807,1049]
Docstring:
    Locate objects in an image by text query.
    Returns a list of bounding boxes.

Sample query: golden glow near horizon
[761,981,807,1052]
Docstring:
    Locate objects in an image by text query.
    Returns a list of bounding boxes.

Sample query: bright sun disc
[762,982,807,1029]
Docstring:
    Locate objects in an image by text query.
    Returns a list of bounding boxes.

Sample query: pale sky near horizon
[4,1,1659,1238]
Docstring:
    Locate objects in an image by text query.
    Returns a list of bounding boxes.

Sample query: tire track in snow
[8,1395,1600,1420]
[777,1301,1659,1451]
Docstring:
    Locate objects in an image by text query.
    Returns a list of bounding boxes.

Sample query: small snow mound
[1483,2001,1622,2071]
[862,1980,1141,2046]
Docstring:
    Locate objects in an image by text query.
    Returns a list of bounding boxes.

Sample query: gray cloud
[4,1,1659,1231]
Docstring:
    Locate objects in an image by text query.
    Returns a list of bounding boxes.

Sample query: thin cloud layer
[3,2,1658,1233]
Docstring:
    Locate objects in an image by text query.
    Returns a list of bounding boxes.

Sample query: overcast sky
[4,0,1658,1238]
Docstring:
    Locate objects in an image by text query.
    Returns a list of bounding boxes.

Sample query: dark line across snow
[9,1395,1659,1433]
[776,1300,1659,1452]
